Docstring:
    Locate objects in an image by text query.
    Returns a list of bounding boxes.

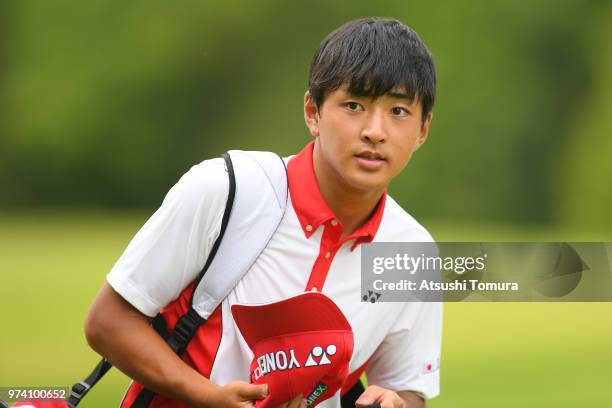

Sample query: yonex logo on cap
[253,348,301,380]
[305,344,336,367]
[252,343,338,379]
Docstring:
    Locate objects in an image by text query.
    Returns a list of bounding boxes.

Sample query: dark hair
[308,18,436,123]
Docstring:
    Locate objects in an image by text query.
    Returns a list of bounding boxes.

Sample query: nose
[361,110,386,145]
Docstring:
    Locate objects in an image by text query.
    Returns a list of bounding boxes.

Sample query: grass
[0,211,611,407]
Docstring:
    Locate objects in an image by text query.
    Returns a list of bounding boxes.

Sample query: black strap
[66,358,112,407]
[152,312,170,340]
[340,379,365,408]
[188,152,237,307]
[130,152,238,407]
[167,307,206,355]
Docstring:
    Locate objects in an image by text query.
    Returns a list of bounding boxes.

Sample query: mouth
[353,150,387,171]
[354,150,386,161]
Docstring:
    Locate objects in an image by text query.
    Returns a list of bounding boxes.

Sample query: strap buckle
[70,381,91,400]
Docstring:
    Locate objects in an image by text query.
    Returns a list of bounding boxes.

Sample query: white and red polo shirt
[107,142,442,407]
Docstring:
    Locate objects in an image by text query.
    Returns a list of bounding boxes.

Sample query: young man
[85,17,441,408]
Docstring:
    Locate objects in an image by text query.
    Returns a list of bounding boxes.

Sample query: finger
[238,383,269,401]
[274,393,303,408]
[286,394,305,408]
[355,386,384,407]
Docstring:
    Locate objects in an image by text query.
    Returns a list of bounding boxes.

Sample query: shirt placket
[304,219,344,292]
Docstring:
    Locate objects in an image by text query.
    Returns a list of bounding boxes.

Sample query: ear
[303,91,320,137]
[415,112,432,151]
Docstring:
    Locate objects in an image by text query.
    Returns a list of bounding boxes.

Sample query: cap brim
[231,291,352,350]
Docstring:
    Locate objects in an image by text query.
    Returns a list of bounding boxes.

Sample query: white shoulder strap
[191,150,288,318]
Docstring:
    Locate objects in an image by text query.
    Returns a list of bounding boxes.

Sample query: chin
[344,174,388,194]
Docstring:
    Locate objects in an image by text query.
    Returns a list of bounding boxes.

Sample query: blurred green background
[1,0,611,407]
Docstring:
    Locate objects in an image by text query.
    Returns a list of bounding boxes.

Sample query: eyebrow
[387,91,414,101]
[343,89,416,102]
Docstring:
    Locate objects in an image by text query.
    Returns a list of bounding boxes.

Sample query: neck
[312,143,384,238]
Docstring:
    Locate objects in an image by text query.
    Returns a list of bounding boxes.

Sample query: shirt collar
[287,141,386,245]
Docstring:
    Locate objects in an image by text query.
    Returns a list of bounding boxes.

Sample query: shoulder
[178,157,228,195]
[150,157,231,235]
[378,194,435,242]
[167,157,229,210]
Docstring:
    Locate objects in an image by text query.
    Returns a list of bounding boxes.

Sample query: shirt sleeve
[106,158,229,317]
[365,301,443,399]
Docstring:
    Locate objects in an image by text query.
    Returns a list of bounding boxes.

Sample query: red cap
[231,292,354,408]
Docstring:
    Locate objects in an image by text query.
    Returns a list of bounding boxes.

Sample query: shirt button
[331,220,338,227]
[306,224,313,232]
[325,251,331,259]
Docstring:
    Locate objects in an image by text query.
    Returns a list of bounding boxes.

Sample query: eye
[344,102,363,111]
[391,107,409,116]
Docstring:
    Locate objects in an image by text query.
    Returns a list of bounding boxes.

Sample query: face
[304,85,432,196]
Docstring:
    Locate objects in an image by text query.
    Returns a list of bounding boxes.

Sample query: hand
[355,385,407,408]
[208,381,269,408]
